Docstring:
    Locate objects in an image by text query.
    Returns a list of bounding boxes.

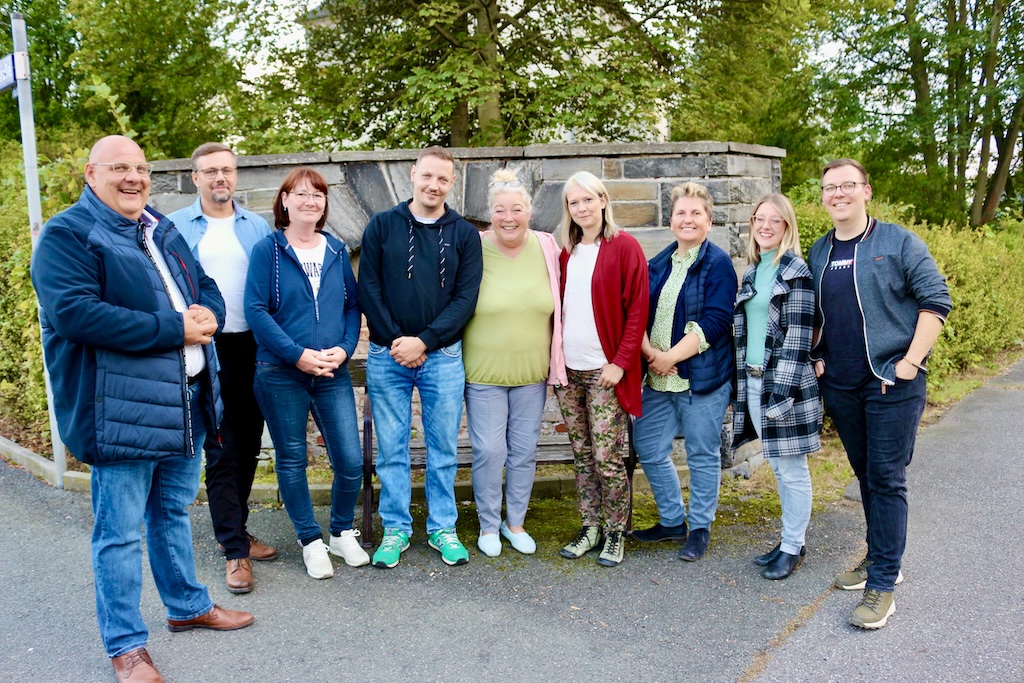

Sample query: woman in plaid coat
[733,194,821,580]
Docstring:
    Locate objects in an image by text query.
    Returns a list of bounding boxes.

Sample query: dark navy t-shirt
[819,234,873,390]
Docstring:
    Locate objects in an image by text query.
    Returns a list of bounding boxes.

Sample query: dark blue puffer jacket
[647,239,737,394]
[30,186,224,465]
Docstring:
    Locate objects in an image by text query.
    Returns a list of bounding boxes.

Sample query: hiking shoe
[834,556,905,591]
[849,589,895,629]
[630,521,688,543]
[300,539,334,579]
[329,529,370,567]
[560,526,602,559]
[428,528,469,566]
[372,529,410,569]
[597,531,624,567]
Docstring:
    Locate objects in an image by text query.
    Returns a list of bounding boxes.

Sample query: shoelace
[604,534,621,555]
[861,589,885,610]
[434,531,460,549]
[569,528,594,548]
[380,532,404,551]
[119,649,150,676]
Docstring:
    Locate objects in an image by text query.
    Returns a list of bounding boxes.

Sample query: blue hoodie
[245,230,360,366]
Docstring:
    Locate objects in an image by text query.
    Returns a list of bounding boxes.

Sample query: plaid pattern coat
[733,250,822,458]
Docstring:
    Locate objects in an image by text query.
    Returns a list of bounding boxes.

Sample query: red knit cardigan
[559,231,649,416]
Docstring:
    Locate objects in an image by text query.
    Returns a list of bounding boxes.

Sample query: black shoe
[679,528,710,562]
[630,522,688,543]
[754,543,805,567]
[761,549,804,580]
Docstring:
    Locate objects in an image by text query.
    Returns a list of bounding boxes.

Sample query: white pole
[12,12,67,487]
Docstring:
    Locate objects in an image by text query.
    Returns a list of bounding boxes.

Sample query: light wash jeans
[465,381,547,533]
[747,375,812,555]
[254,362,362,543]
[632,382,731,530]
[91,382,214,657]
[368,341,465,535]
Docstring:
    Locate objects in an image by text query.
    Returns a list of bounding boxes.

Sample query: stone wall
[149,141,785,259]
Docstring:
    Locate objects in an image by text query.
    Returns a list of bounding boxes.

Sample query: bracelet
[903,357,928,374]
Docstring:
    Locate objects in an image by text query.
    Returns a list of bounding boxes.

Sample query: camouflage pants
[555,368,631,533]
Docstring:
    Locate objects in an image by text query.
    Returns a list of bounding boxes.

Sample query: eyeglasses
[290,191,326,203]
[490,179,524,190]
[197,167,237,179]
[752,216,785,228]
[822,181,867,196]
[92,162,154,177]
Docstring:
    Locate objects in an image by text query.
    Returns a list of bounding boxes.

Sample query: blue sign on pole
[0,53,15,92]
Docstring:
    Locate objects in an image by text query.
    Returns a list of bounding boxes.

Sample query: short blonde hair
[669,182,714,219]
[560,171,619,251]
[746,194,802,266]
[488,169,532,212]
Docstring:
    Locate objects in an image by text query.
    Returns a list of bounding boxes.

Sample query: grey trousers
[465,381,548,533]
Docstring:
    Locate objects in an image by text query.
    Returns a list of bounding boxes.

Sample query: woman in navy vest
[630,182,737,561]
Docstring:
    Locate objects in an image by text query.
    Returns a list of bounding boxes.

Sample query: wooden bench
[348,358,637,548]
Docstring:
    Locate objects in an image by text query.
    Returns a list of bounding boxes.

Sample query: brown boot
[225,557,254,594]
[167,605,254,632]
[246,533,278,561]
[111,647,163,682]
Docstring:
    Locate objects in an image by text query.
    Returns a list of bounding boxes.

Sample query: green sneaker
[597,531,624,567]
[372,529,410,569]
[834,557,905,591]
[560,526,602,559]
[428,528,469,566]
[849,589,895,629]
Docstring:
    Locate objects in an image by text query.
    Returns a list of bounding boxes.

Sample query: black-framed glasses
[92,162,154,177]
[197,167,237,179]
[822,181,867,196]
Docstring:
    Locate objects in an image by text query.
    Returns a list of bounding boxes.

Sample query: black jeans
[206,331,265,559]
[820,373,927,591]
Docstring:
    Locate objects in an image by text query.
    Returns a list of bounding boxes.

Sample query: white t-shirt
[292,234,327,298]
[197,214,249,333]
[561,242,607,371]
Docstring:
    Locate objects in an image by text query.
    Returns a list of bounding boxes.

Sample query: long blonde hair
[746,193,801,266]
[559,171,619,251]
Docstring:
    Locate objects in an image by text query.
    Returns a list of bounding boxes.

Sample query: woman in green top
[732,194,821,580]
[463,169,567,557]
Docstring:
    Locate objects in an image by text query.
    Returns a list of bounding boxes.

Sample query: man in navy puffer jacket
[31,136,253,682]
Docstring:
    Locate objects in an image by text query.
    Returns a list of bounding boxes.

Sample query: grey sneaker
[834,557,905,591]
[560,526,602,559]
[849,589,895,629]
[597,531,624,567]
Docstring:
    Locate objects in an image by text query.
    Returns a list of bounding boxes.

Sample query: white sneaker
[329,529,370,567]
[301,539,334,579]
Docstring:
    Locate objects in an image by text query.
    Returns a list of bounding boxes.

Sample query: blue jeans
[747,375,812,555]
[91,383,214,658]
[819,374,927,591]
[465,381,547,533]
[632,382,731,530]
[368,341,465,535]
[254,362,362,543]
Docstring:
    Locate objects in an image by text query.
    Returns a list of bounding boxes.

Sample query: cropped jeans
[368,341,465,536]
[632,382,731,531]
[91,381,214,658]
[254,362,362,544]
[746,375,812,555]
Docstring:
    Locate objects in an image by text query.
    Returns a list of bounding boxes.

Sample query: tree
[821,0,1024,225]
[267,0,691,149]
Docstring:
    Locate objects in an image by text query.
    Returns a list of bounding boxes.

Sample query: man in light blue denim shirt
[169,143,274,596]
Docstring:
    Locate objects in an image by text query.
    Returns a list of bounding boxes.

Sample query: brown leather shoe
[217,533,278,561]
[111,647,164,682]
[246,533,278,561]
[225,557,254,594]
[167,605,254,632]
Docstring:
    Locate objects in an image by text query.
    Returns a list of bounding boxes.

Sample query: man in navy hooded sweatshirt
[357,146,482,568]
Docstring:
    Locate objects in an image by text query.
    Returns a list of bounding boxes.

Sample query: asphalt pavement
[2,361,1023,682]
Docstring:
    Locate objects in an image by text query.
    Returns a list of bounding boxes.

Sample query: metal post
[11,12,67,487]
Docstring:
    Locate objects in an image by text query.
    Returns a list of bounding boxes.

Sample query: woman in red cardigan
[555,171,649,567]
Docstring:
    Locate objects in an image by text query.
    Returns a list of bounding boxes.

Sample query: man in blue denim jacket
[809,158,952,630]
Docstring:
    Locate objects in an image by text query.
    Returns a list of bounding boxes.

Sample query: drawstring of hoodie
[407,220,448,288]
